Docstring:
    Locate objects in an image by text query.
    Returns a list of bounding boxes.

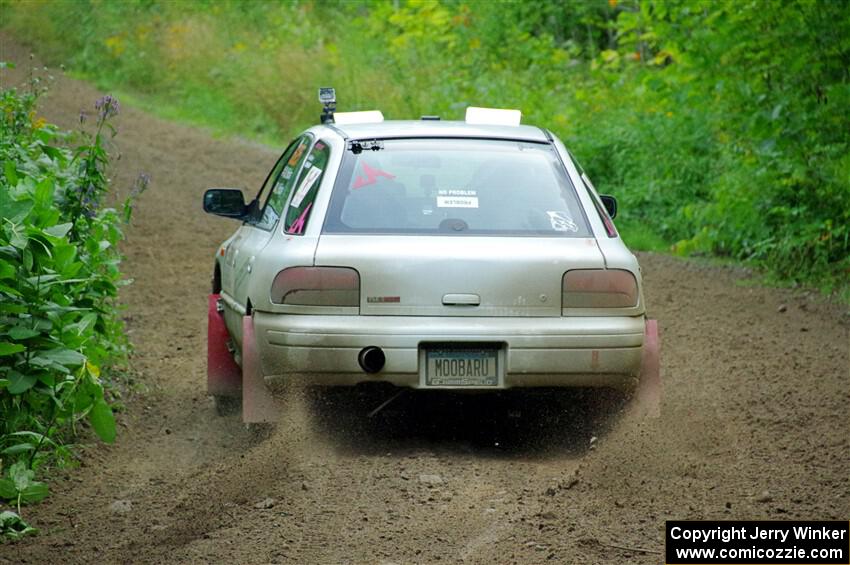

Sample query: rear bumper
[253,313,645,389]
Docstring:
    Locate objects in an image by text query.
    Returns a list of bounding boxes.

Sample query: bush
[0,68,145,538]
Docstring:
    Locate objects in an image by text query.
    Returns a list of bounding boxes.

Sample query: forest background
[4,0,849,298]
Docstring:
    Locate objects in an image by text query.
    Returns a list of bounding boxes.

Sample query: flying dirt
[0,35,847,565]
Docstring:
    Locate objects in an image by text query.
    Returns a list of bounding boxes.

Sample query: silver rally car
[204,99,660,422]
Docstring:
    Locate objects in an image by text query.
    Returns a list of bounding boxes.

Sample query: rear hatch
[316,136,604,316]
[314,235,604,316]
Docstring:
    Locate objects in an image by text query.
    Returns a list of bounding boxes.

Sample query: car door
[222,138,292,298]
[222,135,312,329]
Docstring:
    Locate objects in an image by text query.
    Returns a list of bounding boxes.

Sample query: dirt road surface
[1,36,848,565]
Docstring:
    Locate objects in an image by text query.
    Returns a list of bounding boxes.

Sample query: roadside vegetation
[4,0,847,299]
[0,66,145,539]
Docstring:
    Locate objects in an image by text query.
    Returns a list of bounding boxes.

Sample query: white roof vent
[333,110,384,125]
[465,106,522,127]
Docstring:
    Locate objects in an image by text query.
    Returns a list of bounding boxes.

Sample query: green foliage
[587,0,850,294]
[0,509,37,542]
[0,75,143,529]
[3,0,847,295]
[0,461,49,516]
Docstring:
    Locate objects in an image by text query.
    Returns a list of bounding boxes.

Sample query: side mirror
[203,189,247,219]
[600,194,618,219]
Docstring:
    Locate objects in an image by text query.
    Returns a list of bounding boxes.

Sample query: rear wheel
[245,422,275,440]
[214,394,241,416]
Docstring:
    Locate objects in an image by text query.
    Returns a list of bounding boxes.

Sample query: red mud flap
[241,315,280,423]
[207,294,241,397]
[633,318,661,418]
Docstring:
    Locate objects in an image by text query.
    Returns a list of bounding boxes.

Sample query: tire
[213,394,242,417]
[245,421,275,444]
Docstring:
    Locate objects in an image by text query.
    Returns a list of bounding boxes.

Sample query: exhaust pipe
[358,346,386,374]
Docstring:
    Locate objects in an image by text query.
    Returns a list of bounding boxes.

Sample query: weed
[0,68,143,536]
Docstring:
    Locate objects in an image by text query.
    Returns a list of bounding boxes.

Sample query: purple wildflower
[132,172,151,197]
[124,172,151,218]
[80,182,99,217]
[95,95,120,121]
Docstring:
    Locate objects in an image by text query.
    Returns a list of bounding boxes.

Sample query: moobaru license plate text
[426,348,499,386]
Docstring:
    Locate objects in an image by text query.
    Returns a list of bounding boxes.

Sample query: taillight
[270,267,360,306]
[562,269,638,308]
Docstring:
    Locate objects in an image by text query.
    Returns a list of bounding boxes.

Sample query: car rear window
[322,138,591,237]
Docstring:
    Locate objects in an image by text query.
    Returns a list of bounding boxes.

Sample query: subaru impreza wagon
[203,102,659,422]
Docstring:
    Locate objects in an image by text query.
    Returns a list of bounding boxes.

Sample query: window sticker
[287,202,312,234]
[288,143,306,166]
[260,207,279,227]
[436,189,479,208]
[290,166,323,208]
[547,211,579,232]
[352,162,396,189]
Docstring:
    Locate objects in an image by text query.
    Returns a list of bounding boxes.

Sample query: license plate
[424,346,500,387]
